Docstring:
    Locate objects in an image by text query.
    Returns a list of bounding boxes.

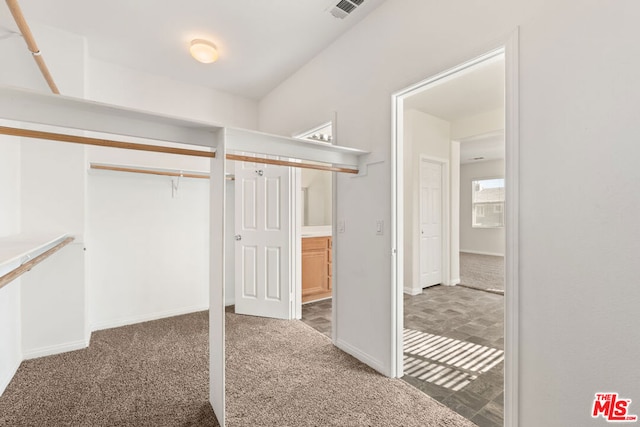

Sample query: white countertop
[301,225,332,238]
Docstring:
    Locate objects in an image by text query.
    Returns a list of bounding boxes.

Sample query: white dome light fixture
[190,39,218,64]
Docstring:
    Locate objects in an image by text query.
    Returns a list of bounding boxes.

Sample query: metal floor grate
[403,328,504,391]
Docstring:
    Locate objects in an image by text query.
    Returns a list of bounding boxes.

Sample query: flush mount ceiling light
[189,39,218,64]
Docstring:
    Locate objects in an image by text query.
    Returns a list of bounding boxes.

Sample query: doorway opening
[392,39,519,427]
[296,122,335,339]
[226,120,339,336]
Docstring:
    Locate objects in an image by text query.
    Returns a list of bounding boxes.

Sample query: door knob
[235,234,242,241]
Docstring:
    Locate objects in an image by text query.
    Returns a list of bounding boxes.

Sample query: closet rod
[5,0,60,94]
[0,126,356,173]
[0,236,74,290]
[90,163,212,180]
[0,126,216,158]
[93,158,357,177]
[226,154,359,174]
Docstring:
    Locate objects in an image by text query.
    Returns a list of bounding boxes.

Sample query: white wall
[88,170,209,329]
[0,21,81,95]
[258,1,640,425]
[18,24,89,359]
[21,244,86,358]
[403,110,452,294]
[0,22,88,393]
[84,146,212,329]
[450,141,460,285]
[460,159,505,256]
[88,59,258,129]
[451,108,504,140]
[301,169,332,226]
[0,23,30,397]
[1,22,259,393]
[20,138,89,358]
[0,137,22,396]
[0,137,21,236]
[0,279,21,395]
[224,181,235,306]
[85,56,259,328]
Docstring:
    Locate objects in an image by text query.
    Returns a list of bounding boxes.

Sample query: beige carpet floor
[0,311,217,426]
[226,312,476,427]
[1,311,477,427]
[459,252,504,294]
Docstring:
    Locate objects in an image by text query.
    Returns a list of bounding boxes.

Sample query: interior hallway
[302,285,504,427]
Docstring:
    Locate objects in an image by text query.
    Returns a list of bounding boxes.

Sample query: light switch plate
[376,220,383,235]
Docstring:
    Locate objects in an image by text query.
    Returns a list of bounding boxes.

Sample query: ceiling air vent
[330,0,365,19]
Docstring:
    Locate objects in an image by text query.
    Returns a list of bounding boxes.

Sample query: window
[295,122,333,144]
[472,178,504,228]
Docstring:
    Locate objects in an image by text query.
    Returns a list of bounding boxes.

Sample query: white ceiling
[0,0,387,99]
[404,54,505,164]
[404,54,505,122]
[458,131,504,164]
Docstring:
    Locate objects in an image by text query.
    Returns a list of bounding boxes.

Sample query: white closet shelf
[0,85,223,148]
[0,85,369,170]
[0,233,74,288]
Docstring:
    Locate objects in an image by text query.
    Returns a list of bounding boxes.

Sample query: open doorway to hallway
[399,51,506,427]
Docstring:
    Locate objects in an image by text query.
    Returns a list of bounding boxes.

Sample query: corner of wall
[0,280,22,397]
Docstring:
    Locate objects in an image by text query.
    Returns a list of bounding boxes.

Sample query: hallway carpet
[1,311,476,427]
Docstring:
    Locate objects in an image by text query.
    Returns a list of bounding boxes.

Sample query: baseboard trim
[335,338,390,377]
[302,296,332,305]
[403,287,422,296]
[460,250,505,257]
[23,338,89,360]
[0,357,21,397]
[91,304,209,332]
[449,278,461,286]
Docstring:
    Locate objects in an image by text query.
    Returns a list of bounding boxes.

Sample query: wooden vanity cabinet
[301,236,332,303]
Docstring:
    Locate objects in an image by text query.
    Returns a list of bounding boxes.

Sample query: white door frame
[292,168,302,319]
[417,155,449,292]
[391,31,520,426]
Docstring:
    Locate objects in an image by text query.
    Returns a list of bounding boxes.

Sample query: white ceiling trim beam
[225,128,366,168]
[0,85,222,148]
[0,85,368,167]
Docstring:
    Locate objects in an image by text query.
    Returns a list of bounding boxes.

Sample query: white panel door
[420,159,443,288]
[235,156,292,319]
